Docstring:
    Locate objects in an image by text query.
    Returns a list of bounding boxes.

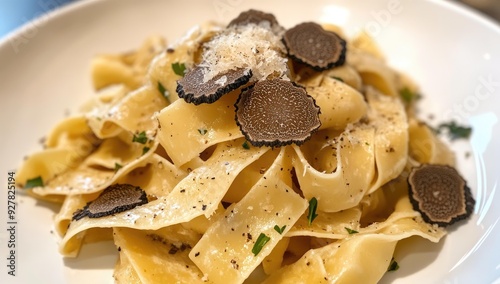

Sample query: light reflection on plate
[0,0,499,283]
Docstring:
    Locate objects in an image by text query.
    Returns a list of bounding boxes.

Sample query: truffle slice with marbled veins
[283,22,347,70]
[235,79,321,147]
[72,184,148,220]
[177,66,252,105]
[408,164,474,227]
[228,9,281,30]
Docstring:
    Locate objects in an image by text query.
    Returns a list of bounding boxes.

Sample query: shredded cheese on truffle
[199,23,288,83]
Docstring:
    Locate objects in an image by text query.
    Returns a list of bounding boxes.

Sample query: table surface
[0,0,75,38]
[0,0,499,39]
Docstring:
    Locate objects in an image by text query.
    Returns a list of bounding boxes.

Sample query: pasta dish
[17,9,474,283]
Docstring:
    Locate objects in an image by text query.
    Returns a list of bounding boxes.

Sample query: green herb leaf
[242,141,250,150]
[274,225,286,235]
[331,76,344,82]
[142,147,150,155]
[198,128,207,135]
[172,62,186,77]
[437,121,472,140]
[252,233,271,256]
[387,258,399,272]
[399,87,420,104]
[114,163,123,172]
[132,131,148,144]
[25,176,43,189]
[157,81,170,102]
[307,197,319,225]
[344,227,358,234]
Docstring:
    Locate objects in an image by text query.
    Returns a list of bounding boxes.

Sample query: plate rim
[1,0,499,283]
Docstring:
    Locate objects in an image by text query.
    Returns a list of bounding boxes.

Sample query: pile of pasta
[18,20,456,283]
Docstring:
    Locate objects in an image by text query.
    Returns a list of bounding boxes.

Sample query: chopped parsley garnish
[114,163,123,171]
[157,81,170,102]
[132,131,148,144]
[198,128,208,135]
[274,225,286,235]
[331,76,344,82]
[387,258,399,271]
[242,141,250,150]
[142,147,150,155]
[399,87,421,104]
[252,233,270,256]
[172,62,186,77]
[344,227,358,234]
[307,197,319,225]
[437,121,472,140]
[25,176,43,188]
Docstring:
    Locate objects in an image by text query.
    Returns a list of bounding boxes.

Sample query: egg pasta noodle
[18,15,465,284]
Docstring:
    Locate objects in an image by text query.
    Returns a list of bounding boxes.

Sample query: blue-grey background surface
[0,0,500,38]
[0,0,75,38]
[0,0,499,39]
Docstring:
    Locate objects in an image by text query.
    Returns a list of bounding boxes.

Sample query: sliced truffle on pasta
[283,22,347,70]
[228,9,281,30]
[408,164,474,227]
[235,79,321,147]
[72,184,148,220]
[176,66,252,105]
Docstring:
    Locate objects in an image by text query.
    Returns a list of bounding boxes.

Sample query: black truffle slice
[72,184,148,221]
[407,164,475,227]
[235,79,321,147]
[228,9,280,29]
[177,66,252,105]
[283,22,347,71]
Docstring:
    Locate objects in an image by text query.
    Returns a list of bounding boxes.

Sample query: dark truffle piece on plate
[177,66,252,105]
[235,79,321,147]
[228,9,280,29]
[72,184,148,221]
[283,22,346,71]
[407,164,474,227]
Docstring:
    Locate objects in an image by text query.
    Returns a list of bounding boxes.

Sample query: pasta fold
[190,148,308,283]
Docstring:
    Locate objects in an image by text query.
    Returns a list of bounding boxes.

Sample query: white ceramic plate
[1,0,499,283]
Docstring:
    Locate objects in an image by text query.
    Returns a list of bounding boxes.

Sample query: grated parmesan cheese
[199,22,289,83]
[214,75,227,86]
